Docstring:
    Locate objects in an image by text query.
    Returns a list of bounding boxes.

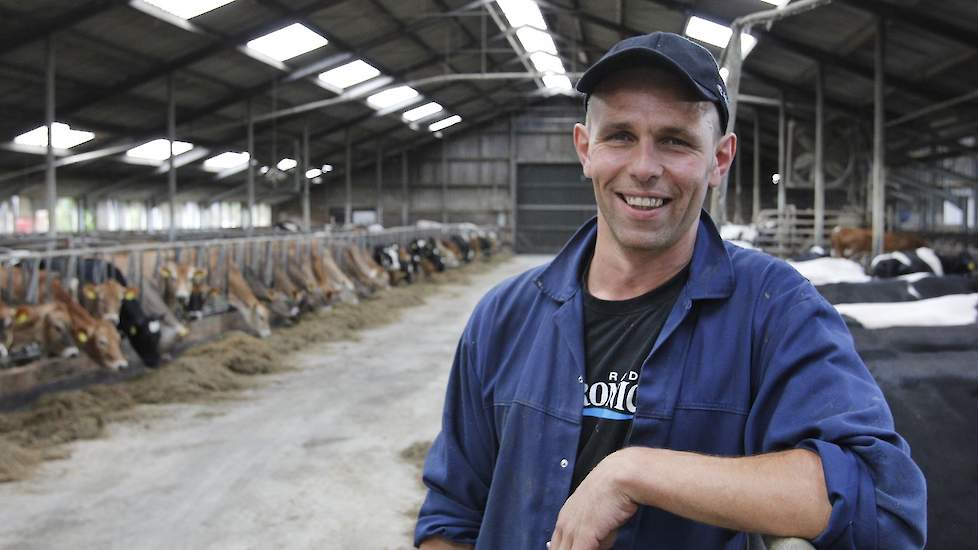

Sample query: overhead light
[140,0,236,19]
[305,168,322,179]
[125,139,194,161]
[429,115,462,132]
[496,0,547,30]
[276,158,297,171]
[14,122,95,149]
[772,173,781,184]
[529,51,565,74]
[318,60,381,90]
[322,164,334,172]
[260,166,270,174]
[366,85,420,109]
[760,0,790,6]
[542,74,572,90]
[515,27,557,55]
[245,23,328,62]
[203,151,250,171]
[684,16,757,57]
[403,102,443,122]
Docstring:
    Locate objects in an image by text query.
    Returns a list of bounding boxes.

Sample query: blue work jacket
[416,212,926,549]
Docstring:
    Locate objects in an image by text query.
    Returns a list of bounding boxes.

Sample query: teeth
[623,195,664,209]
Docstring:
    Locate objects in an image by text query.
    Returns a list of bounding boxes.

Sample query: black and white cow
[869,247,943,278]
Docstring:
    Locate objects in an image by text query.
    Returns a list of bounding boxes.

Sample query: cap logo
[717,83,728,104]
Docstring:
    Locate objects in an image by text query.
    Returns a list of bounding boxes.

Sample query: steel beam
[45,36,56,241]
[871,18,886,258]
[168,73,177,241]
[813,62,825,247]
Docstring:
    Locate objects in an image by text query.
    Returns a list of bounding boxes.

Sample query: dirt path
[0,254,551,550]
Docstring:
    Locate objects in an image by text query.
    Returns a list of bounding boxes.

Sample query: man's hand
[550,453,639,550]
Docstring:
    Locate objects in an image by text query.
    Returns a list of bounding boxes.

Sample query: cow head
[81,318,128,370]
[160,262,208,306]
[41,304,80,359]
[119,288,162,368]
[80,280,126,324]
[243,302,272,338]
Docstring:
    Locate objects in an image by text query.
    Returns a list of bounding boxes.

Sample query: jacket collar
[533,209,734,303]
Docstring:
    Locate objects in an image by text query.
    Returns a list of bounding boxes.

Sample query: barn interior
[0,1,976,548]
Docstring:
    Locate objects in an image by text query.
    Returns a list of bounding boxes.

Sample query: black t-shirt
[570,260,688,494]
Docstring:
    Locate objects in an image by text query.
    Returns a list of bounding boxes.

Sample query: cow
[273,265,309,311]
[410,239,446,275]
[870,248,943,278]
[286,259,330,309]
[911,274,978,300]
[343,245,390,293]
[830,226,928,259]
[51,280,128,370]
[374,244,406,285]
[78,279,126,324]
[226,263,272,338]
[310,248,358,305]
[158,260,209,319]
[118,289,163,368]
[242,267,300,324]
[1,299,15,359]
[816,279,917,305]
[11,302,80,359]
[436,239,462,269]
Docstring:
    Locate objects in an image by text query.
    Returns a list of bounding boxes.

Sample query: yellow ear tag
[969,262,976,271]
[15,312,29,324]
[77,332,89,343]
[124,289,137,300]
[129,326,137,336]
[161,268,172,279]
[84,289,97,300]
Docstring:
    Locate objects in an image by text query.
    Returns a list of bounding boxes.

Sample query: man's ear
[709,133,738,189]
[573,122,592,179]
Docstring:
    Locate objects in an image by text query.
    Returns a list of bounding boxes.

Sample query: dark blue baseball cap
[576,32,730,130]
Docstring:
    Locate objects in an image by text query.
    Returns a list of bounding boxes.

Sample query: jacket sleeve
[745,277,926,549]
[414,317,496,546]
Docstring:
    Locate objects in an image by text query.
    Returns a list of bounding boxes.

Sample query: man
[415,33,926,549]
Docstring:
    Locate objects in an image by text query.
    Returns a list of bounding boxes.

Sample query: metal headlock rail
[0,223,498,305]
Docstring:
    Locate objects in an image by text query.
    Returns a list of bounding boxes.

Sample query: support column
[246,98,255,235]
[814,62,825,247]
[167,73,177,240]
[344,129,352,225]
[294,138,302,230]
[871,18,886,257]
[45,36,56,241]
[441,139,448,223]
[401,151,409,226]
[509,115,518,240]
[733,157,742,224]
[302,125,310,231]
[777,94,786,213]
[376,144,384,226]
[752,109,761,223]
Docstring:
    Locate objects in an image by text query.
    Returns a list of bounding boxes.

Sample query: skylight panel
[14,122,95,149]
[760,0,790,6]
[529,52,565,74]
[203,151,249,171]
[366,85,420,110]
[403,102,443,122]
[429,115,462,132]
[318,60,381,90]
[684,16,757,56]
[305,168,322,179]
[496,0,547,30]
[542,74,572,90]
[141,0,236,19]
[246,23,328,62]
[125,139,193,161]
[515,27,557,55]
[276,158,297,171]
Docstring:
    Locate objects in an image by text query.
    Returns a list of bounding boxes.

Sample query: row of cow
[0,229,498,374]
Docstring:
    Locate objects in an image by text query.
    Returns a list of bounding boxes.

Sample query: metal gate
[515,164,596,253]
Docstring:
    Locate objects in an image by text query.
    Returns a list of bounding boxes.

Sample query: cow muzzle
[61,346,80,358]
[108,358,129,370]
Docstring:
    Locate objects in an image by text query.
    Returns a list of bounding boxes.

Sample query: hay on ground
[0,437,41,482]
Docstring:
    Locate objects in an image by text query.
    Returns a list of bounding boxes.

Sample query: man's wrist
[607,446,663,507]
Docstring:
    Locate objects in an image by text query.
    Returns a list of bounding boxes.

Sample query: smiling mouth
[618,193,669,211]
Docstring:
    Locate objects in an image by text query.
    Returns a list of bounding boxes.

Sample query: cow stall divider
[0,223,501,402]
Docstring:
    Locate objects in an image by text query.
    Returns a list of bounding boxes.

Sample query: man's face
[573,67,735,258]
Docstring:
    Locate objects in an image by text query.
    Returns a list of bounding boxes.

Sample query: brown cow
[0,299,12,357]
[227,263,272,338]
[311,248,358,304]
[159,260,208,309]
[79,279,126,324]
[831,227,928,258]
[51,281,128,370]
[11,302,80,359]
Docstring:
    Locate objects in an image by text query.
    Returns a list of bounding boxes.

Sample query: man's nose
[630,141,663,183]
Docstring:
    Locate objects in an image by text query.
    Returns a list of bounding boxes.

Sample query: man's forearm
[613,446,831,539]
[419,537,473,550]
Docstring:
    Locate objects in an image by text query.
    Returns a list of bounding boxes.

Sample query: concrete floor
[0,254,551,550]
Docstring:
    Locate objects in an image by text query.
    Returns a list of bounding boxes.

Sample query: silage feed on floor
[0,253,510,482]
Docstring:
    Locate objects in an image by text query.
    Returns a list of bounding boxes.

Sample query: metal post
[734,157,742,224]
[871,18,886,258]
[302,124,310,231]
[376,143,384,226]
[246,98,255,235]
[167,73,177,241]
[45,36,56,242]
[509,115,518,244]
[401,151,409,225]
[752,109,761,223]
[345,128,352,225]
[777,94,786,213]
[813,62,825,248]
[294,138,302,229]
[441,138,448,223]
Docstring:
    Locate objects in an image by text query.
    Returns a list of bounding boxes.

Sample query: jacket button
[577,376,583,383]
[560,458,569,468]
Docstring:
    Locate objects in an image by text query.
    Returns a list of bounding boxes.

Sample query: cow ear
[159,266,172,279]
[193,269,207,282]
[76,331,89,343]
[15,307,31,324]
[83,283,97,300]
[124,287,138,301]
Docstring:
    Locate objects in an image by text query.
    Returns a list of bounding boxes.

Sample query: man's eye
[608,131,633,142]
[664,137,690,146]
